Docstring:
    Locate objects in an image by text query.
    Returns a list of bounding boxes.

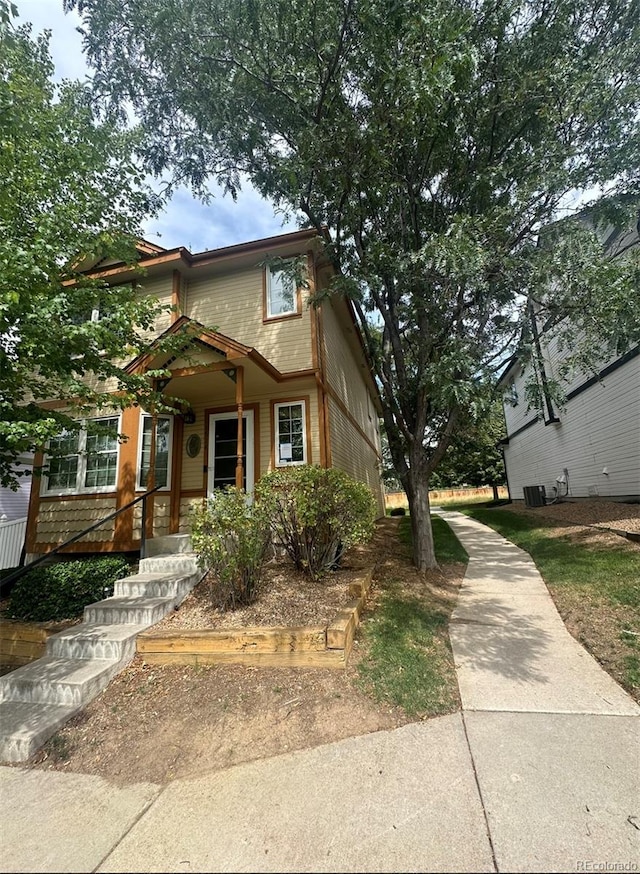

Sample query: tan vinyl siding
[132,495,171,538]
[328,397,385,516]
[321,300,379,448]
[35,497,117,544]
[179,497,205,533]
[187,266,313,373]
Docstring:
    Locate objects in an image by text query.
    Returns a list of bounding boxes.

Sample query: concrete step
[0,550,204,763]
[0,656,125,707]
[115,569,201,599]
[137,553,200,576]
[0,700,81,763]
[83,595,176,626]
[46,623,147,661]
[145,534,192,557]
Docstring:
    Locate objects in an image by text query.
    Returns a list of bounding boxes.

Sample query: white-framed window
[266,263,297,318]
[137,414,173,490]
[274,401,307,466]
[506,379,519,407]
[43,417,120,495]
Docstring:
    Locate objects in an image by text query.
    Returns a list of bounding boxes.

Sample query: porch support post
[235,366,245,490]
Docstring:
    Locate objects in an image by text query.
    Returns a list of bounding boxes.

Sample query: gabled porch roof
[124,315,312,385]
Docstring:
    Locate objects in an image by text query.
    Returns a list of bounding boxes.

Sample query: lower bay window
[44,417,120,494]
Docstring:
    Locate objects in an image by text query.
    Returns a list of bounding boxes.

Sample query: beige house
[25,229,384,558]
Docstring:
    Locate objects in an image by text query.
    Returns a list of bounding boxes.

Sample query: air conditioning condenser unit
[523,485,546,508]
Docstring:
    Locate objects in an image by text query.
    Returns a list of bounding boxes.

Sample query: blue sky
[17,0,298,254]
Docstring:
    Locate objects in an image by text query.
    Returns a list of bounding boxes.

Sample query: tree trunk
[406,470,437,571]
[492,482,499,502]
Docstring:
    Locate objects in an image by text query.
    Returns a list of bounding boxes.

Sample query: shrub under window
[256,465,376,581]
[8,556,130,622]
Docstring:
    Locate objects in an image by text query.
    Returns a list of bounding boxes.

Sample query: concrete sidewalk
[1,511,638,872]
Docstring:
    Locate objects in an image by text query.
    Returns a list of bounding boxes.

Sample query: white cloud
[15,0,300,252]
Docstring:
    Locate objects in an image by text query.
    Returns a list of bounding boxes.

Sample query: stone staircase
[0,535,204,763]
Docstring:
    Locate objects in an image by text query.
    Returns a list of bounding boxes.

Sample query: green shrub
[256,465,376,581]
[389,507,406,516]
[8,556,130,622]
[190,488,271,610]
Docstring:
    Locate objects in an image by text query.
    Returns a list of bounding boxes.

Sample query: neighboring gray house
[0,457,32,570]
[499,219,639,504]
[0,459,32,522]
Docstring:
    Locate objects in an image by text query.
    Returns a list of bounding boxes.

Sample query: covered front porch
[26,318,321,557]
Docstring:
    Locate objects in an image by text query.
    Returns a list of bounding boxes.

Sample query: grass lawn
[357,515,468,718]
[458,504,640,701]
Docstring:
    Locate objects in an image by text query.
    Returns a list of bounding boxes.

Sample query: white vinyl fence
[0,516,27,570]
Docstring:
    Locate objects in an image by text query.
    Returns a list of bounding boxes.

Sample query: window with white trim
[275,401,307,466]
[266,263,297,318]
[44,417,120,494]
[137,415,173,489]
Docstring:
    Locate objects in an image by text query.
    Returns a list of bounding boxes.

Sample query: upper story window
[505,379,519,407]
[44,417,120,495]
[265,262,299,319]
[274,400,307,466]
[137,414,173,490]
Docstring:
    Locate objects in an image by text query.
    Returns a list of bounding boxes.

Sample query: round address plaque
[186,434,201,458]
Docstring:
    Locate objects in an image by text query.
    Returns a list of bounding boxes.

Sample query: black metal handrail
[1,485,162,592]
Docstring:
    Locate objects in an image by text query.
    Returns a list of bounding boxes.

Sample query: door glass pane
[213,418,246,490]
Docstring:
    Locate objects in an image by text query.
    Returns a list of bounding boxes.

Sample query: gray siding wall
[0,462,32,521]
[503,354,640,500]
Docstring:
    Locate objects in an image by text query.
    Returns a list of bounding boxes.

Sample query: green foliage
[398,516,468,565]
[8,556,130,621]
[68,0,640,568]
[357,515,465,717]
[430,401,507,489]
[190,488,271,609]
[462,507,640,607]
[357,595,458,717]
[0,10,173,488]
[256,466,376,581]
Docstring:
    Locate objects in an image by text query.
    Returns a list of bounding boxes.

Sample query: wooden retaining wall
[137,567,374,669]
[0,620,74,667]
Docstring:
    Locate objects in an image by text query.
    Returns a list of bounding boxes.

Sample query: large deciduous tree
[68,0,639,568]
[0,5,171,489]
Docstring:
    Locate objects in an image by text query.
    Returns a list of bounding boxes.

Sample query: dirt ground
[13,500,639,783]
[22,519,463,785]
[505,496,640,533]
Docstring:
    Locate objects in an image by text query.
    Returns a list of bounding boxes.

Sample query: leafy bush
[8,556,130,622]
[256,465,376,581]
[190,488,271,609]
[389,507,406,516]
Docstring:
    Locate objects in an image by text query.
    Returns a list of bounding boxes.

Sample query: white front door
[207,411,254,497]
